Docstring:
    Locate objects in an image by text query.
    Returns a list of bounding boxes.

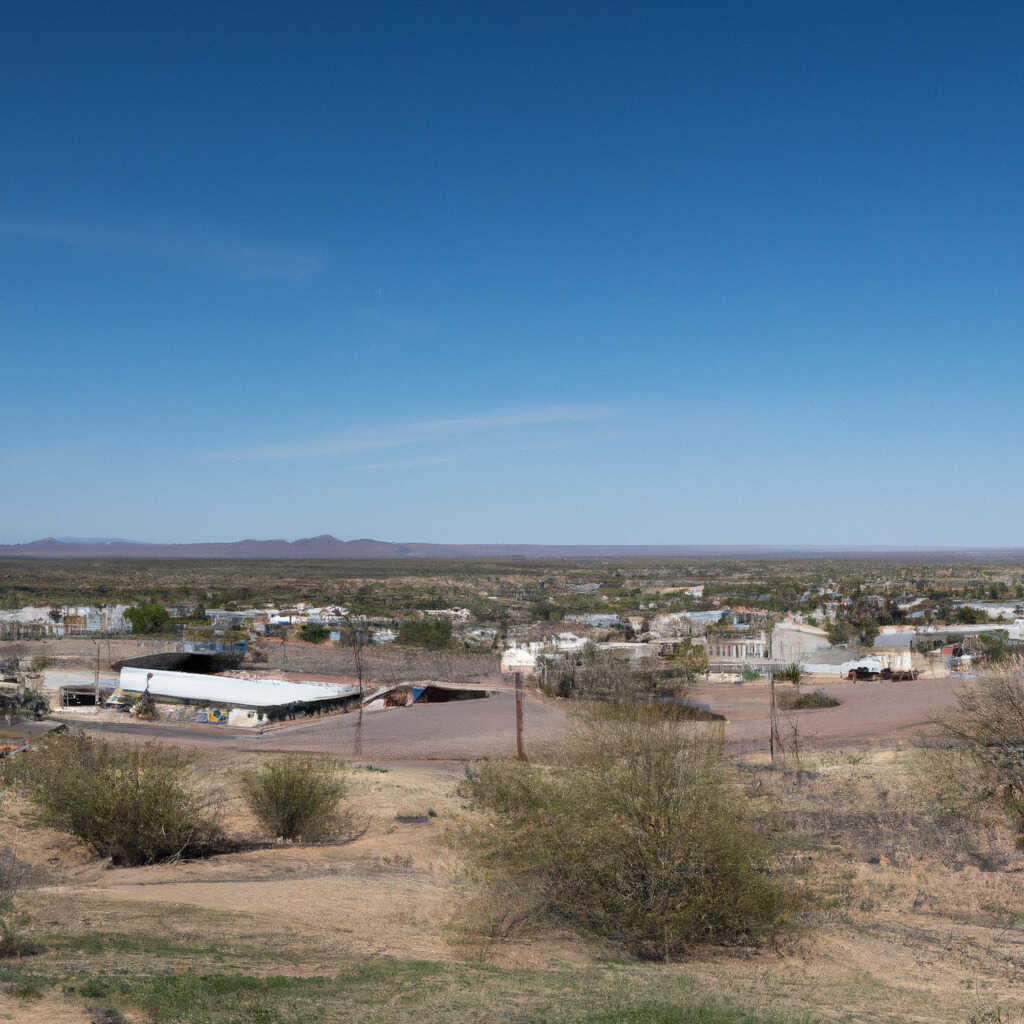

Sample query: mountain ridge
[2,536,1023,561]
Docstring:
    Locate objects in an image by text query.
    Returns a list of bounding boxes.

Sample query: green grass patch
[586,1004,815,1023]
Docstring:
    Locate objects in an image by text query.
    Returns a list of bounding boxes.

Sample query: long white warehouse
[115,667,359,712]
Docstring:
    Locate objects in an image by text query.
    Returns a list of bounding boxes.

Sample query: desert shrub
[777,690,840,711]
[0,790,39,960]
[462,707,796,959]
[398,617,452,649]
[2,734,226,866]
[775,663,803,685]
[542,648,696,702]
[0,846,38,957]
[131,690,157,720]
[937,664,1024,844]
[298,624,329,644]
[0,688,49,724]
[240,756,353,842]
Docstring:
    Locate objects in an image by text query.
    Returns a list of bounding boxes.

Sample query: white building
[114,667,358,727]
[771,621,830,662]
[707,629,770,660]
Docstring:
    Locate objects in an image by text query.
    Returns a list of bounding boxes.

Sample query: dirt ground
[691,675,965,754]
[7,672,1016,1022]
[4,748,1024,1023]
[64,674,968,764]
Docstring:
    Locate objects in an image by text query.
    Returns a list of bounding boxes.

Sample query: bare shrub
[768,751,1014,873]
[938,662,1024,844]
[241,756,354,842]
[2,733,227,866]
[461,706,797,960]
[541,648,695,703]
[0,846,38,957]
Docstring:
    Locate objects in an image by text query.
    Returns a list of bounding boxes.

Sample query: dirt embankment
[4,636,499,683]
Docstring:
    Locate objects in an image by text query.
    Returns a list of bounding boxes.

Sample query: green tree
[299,624,330,644]
[955,606,990,625]
[398,617,452,649]
[125,603,171,635]
[673,638,709,681]
[856,618,880,647]
[826,619,854,646]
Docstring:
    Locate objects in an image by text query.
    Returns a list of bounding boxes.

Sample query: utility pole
[351,620,365,759]
[514,671,527,762]
[769,669,779,767]
[94,640,101,707]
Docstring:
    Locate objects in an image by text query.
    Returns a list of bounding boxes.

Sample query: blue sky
[3,1,1023,545]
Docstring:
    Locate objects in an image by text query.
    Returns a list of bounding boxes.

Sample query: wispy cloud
[0,216,321,281]
[206,405,614,462]
[353,456,453,471]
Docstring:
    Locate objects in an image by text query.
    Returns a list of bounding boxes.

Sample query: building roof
[773,621,829,636]
[117,667,358,708]
[873,632,913,650]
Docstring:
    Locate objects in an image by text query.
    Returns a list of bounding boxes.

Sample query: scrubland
[2,721,1024,1024]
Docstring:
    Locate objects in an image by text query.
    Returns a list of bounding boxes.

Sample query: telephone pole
[513,671,527,762]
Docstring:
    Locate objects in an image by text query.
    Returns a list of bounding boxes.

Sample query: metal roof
[117,667,358,708]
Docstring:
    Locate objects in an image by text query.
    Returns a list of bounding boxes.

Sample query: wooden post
[769,670,779,767]
[514,671,527,762]
[94,641,101,707]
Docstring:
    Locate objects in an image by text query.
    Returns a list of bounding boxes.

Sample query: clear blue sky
[3,1,1022,546]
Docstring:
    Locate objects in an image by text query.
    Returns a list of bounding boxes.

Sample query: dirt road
[83,690,573,761]
[76,675,968,761]
[690,675,964,754]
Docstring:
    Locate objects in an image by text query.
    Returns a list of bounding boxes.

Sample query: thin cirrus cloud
[206,405,614,462]
[352,456,454,471]
[0,216,321,281]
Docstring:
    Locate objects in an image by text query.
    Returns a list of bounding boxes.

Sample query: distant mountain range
[1,536,1022,561]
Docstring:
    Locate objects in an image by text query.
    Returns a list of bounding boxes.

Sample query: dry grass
[2,744,1024,1022]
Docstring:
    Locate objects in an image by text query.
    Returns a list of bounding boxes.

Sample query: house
[707,629,770,661]
[0,604,133,638]
[167,601,200,618]
[565,613,623,629]
[206,609,250,628]
[423,608,473,623]
[500,645,538,675]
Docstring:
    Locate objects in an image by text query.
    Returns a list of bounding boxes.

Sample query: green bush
[775,663,803,685]
[3,734,226,866]
[777,689,840,711]
[298,624,330,644]
[462,707,796,959]
[240,756,353,842]
[131,690,158,720]
[398,618,452,649]
[125,603,171,635]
